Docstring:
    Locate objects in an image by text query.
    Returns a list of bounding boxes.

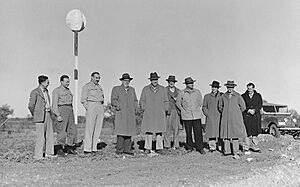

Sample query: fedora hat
[166,75,177,82]
[224,80,237,87]
[148,72,160,80]
[209,81,221,88]
[119,73,133,81]
[183,77,196,84]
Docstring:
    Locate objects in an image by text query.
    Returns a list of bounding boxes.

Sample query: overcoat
[139,84,169,133]
[202,91,223,138]
[241,90,263,136]
[218,91,247,139]
[111,85,138,136]
[28,87,49,123]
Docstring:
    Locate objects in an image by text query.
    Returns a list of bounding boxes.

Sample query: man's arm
[139,88,146,111]
[28,90,37,116]
[202,95,209,116]
[52,89,60,116]
[111,87,120,110]
[81,84,89,110]
[238,95,246,112]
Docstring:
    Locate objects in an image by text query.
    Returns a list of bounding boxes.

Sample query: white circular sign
[66,9,86,32]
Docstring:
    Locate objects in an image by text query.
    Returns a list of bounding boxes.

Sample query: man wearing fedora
[81,72,104,154]
[140,72,169,155]
[202,81,223,152]
[176,77,205,154]
[163,75,181,150]
[241,83,263,153]
[111,73,138,156]
[218,80,247,159]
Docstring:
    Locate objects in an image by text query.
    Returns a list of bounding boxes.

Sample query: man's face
[151,79,158,87]
[41,79,49,89]
[168,81,175,88]
[227,87,234,93]
[186,83,194,89]
[247,85,254,94]
[122,79,130,88]
[91,74,101,84]
[61,78,70,88]
[211,87,218,93]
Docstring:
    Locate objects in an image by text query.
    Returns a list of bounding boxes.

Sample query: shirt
[40,87,51,112]
[81,81,104,109]
[52,85,73,116]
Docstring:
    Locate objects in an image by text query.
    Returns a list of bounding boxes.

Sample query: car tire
[269,124,280,138]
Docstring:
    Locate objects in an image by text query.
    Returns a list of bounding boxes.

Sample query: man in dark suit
[28,75,55,160]
[242,83,263,153]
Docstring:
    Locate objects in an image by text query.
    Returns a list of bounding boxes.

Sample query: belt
[58,104,73,107]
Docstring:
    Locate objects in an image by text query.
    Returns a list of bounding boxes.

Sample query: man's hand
[248,109,255,115]
[57,115,63,122]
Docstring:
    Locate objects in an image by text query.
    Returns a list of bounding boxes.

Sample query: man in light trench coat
[140,72,169,155]
[111,73,138,156]
[218,80,247,159]
[202,81,223,152]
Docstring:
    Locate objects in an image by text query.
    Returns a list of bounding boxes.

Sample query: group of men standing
[28,71,262,160]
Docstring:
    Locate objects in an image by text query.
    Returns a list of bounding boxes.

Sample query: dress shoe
[144,149,151,154]
[124,152,134,156]
[74,140,83,148]
[57,149,66,157]
[198,150,206,155]
[84,151,92,154]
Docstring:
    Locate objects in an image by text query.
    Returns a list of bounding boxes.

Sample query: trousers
[184,119,203,151]
[34,112,54,158]
[56,105,76,146]
[84,102,104,152]
[164,109,180,148]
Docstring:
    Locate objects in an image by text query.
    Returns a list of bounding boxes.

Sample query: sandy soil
[1,128,300,186]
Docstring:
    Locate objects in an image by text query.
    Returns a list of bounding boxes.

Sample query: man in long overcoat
[241,82,262,152]
[140,72,169,155]
[202,81,223,152]
[218,80,247,159]
[111,73,138,155]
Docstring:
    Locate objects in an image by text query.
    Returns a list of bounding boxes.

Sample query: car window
[262,106,276,113]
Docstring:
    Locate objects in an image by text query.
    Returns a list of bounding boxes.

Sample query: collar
[183,88,195,93]
[60,85,69,90]
[39,86,47,92]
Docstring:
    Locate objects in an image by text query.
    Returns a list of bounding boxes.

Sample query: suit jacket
[28,87,49,123]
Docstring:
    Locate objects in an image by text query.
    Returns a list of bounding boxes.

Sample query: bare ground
[1,128,300,186]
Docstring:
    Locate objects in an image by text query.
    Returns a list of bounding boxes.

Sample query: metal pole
[74,32,79,125]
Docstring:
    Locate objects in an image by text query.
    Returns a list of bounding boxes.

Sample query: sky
[1,0,300,117]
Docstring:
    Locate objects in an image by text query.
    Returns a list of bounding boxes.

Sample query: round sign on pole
[66,9,86,32]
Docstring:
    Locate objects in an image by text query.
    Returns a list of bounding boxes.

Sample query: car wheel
[269,124,280,138]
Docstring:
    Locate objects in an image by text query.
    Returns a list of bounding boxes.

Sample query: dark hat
[209,81,221,88]
[183,77,196,84]
[224,80,237,87]
[119,73,133,81]
[166,75,177,82]
[148,72,160,80]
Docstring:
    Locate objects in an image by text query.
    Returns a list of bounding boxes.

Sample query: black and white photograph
[1,0,300,186]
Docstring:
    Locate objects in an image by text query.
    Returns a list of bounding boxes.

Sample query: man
[81,72,104,154]
[241,83,263,153]
[28,75,55,159]
[52,75,77,156]
[139,72,169,155]
[202,81,223,152]
[163,75,181,150]
[176,77,205,154]
[218,80,247,159]
[111,73,138,155]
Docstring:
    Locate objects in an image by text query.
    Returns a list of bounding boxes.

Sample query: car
[261,102,300,138]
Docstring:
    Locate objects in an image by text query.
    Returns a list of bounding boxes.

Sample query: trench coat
[111,85,138,136]
[241,90,263,136]
[202,91,223,138]
[218,91,247,139]
[139,84,169,133]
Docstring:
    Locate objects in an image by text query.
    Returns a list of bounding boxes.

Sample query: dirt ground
[1,127,300,186]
